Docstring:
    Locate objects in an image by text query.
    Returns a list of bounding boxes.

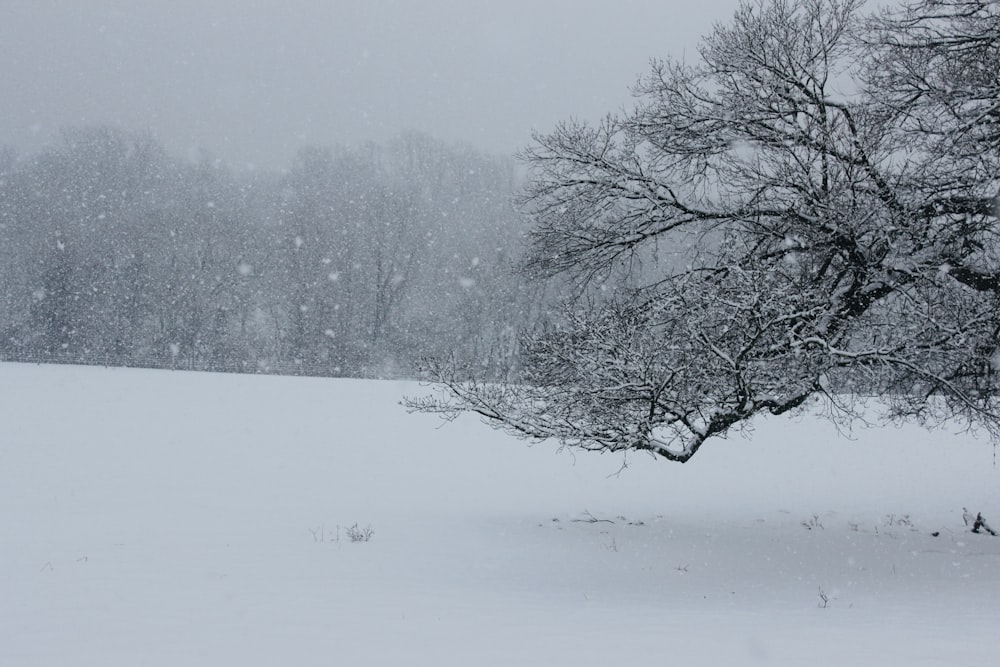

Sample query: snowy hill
[1,362,998,666]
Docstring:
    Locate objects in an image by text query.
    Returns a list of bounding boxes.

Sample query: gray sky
[2,0,742,168]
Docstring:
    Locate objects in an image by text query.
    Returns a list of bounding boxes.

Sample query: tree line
[0,127,537,377]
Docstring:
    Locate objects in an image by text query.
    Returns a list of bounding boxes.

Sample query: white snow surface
[1,362,998,666]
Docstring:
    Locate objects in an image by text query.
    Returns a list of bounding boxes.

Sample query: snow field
[1,362,998,666]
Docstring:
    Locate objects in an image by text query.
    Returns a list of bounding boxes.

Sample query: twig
[572,510,615,524]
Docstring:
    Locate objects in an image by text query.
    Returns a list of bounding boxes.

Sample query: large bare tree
[410,0,1000,462]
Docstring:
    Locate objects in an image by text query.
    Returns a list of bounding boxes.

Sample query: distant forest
[0,126,542,378]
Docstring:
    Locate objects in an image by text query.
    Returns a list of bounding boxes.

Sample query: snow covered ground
[1,361,998,666]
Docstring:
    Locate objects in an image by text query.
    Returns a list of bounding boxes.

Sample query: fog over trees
[0,127,536,377]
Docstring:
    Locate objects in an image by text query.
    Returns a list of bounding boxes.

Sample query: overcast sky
[2,1,743,169]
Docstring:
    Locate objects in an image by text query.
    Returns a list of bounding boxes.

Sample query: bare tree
[410,0,1000,462]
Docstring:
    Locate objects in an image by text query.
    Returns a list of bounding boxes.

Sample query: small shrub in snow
[972,513,997,536]
[346,523,374,542]
[801,514,823,530]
